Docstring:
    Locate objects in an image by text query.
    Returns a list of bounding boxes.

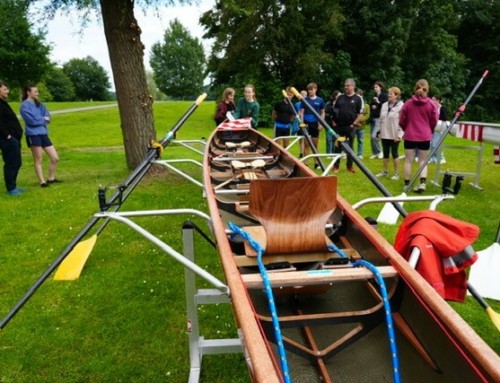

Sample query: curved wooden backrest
[248,176,337,254]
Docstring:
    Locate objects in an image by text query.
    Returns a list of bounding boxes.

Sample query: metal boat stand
[93,209,243,383]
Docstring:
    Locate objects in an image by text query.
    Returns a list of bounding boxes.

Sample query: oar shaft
[0,94,207,330]
[405,71,488,191]
[281,90,326,172]
[291,87,407,217]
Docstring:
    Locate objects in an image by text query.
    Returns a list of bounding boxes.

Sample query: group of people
[214,78,446,193]
[0,82,60,196]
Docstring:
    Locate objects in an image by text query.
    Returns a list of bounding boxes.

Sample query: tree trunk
[99,0,155,169]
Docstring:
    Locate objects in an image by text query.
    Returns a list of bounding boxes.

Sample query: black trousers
[0,137,22,192]
[333,126,355,168]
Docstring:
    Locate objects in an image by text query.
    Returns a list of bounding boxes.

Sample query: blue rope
[327,243,348,258]
[352,259,401,383]
[328,244,401,382]
[228,222,291,383]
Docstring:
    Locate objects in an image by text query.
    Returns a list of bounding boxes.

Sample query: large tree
[62,56,110,101]
[40,0,192,169]
[150,19,206,99]
[0,0,51,89]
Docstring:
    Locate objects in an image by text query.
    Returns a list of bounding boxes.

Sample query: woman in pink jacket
[399,79,439,193]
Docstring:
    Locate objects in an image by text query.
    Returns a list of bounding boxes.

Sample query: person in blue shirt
[299,82,325,168]
[20,84,61,187]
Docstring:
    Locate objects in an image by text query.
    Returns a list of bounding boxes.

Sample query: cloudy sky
[40,1,215,88]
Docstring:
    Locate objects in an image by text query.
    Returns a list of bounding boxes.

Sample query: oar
[292,86,500,329]
[0,93,207,330]
[405,70,489,192]
[282,89,326,172]
[291,87,407,217]
[467,283,500,331]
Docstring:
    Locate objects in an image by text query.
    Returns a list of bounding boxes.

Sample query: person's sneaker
[391,174,400,180]
[299,153,303,158]
[40,182,49,188]
[347,167,356,173]
[358,155,363,159]
[333,167,339,173]
[7,188,23,196]
[413,183,426,193]
[377,152,383,159]
[47,178,63,184]
[369,154,377,159]
[376,171,388,177]
[440,158,447,164]
[314,163,320,169]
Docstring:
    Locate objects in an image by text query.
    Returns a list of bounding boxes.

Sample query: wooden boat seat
[247,176,337,255]
[232,160,266,181]
[226,141,251,149]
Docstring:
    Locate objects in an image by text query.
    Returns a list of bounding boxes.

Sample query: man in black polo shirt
[332,78,364,173]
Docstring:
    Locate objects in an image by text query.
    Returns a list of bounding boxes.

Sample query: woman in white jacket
[376,87,404,180]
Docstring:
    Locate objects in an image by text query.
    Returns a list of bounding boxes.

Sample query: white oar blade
[377,193,405,225]
[53,235,97,281]
[468,243,500,301]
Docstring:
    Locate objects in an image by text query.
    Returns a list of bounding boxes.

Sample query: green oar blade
[53,235,98,280]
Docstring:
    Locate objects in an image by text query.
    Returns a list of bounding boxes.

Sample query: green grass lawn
[0,100,498,382]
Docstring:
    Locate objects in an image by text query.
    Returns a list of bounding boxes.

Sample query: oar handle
[160,93,207,147]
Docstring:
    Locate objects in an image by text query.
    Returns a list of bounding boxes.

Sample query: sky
[39,0,215,89]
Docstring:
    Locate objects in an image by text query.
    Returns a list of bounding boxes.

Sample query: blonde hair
[244,84,256,100]
[413,79,429,97]
[388,86,401,98]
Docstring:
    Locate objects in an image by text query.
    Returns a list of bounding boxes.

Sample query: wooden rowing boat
[202,124,500,382]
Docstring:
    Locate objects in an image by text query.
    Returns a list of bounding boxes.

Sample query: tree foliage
[201,0,344,126]
[62,56,110,101]
[202,0,498,122]
[150,19,206,99]
[45,67,76,101]
[455,0,500,120]
[0,0,51,89]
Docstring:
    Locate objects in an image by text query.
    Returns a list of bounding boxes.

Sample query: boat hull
[203,126,500,382]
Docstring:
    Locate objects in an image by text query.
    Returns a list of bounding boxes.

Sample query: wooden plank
[234,249,360,267]
[241,265,397,288]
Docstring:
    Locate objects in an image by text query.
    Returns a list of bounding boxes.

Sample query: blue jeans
[370,118,381,155]
[353,129,364,156]
[0,137,22,192]
[429,131,446,162]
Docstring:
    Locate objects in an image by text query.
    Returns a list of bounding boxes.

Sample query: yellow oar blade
[53,235,97,281]
[486,307,500,332]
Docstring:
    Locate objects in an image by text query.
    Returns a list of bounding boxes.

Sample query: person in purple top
[399,79,439,193]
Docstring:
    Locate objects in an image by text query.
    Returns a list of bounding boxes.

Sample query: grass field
[0,100,498,382]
